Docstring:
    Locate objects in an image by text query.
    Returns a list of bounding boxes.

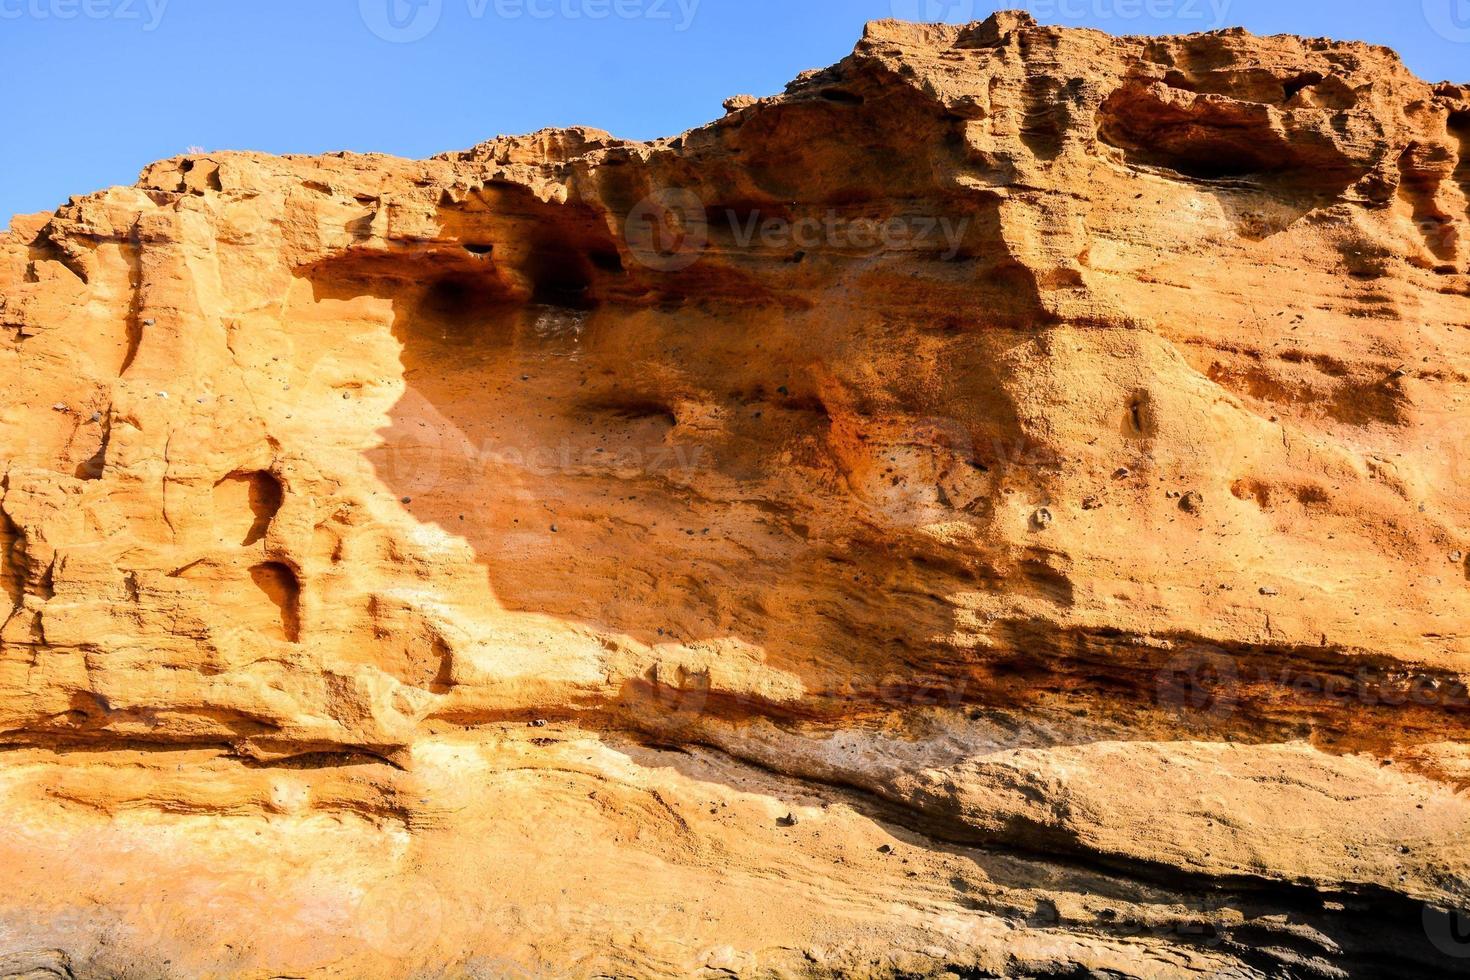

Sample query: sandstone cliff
[2,12,1469,978]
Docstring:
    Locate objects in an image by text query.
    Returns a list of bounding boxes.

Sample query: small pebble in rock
[156,392,168,399]
[1259,586,1280,596]
[1113,467,1130,478]
[877,844,894,854]
[401,497,412,505]
[1179,490,1204,514]
[342,392,351,400]
[1451,551,1465,563]
[777,813,799,827]
[530,719,548,728]
[51,403,68,413]
[777,385,789,396]
[1081,496,1102,511]
[550,524,559,533]
[1032,508,1053,529]
[141,318,156,327]
[89,412,102,423]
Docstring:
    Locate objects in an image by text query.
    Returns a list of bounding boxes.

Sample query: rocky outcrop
[2,12,1469,978]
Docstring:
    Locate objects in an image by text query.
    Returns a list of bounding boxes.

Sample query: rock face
[2,11,1469,978]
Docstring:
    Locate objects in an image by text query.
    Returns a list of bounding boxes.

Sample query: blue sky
[3,0,1469,225]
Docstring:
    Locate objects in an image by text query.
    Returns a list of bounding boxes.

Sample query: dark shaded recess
[419,275,516,328]
[178,158,222,192]
[1452,110,1470,203]
[1096,81,1364,189]
[588,249,625,274]
[0,507,24,615]
[1282,71,1325,102]
[250,562,301,643]
[75,418,111,481]
[119,233,144,374]
[24,224,89,284]
[977,619,1470,762]
[578,397,679,428]
[523,246,597,310]
[223,471,284,546]
[426,638,456,695]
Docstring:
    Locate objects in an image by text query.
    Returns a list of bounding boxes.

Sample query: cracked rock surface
[2,11,1469,978]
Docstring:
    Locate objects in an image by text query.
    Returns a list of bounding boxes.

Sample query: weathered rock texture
[3,11,1470,978]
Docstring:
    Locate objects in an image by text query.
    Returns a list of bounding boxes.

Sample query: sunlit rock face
[2,11,1469,978]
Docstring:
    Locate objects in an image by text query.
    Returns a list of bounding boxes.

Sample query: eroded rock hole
[1126,393,1151,437]
[420,275,512,325]
[250,562,301,643]
[1098,83,1319,180]
[75,421,111,481]
[0,509,24,617]
[525,250,596,310]
[214,471,284,546]
[593,399,679,428]
[1281,72,1324,102]
[589,250,625,274]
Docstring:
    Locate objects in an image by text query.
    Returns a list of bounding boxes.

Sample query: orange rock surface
[2,12,1469,977]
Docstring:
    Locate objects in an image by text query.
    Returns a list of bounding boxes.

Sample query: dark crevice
[645,736,1466,979]
[119,229,144,376]
[249,562,300,643]
[0,506,24,620]
[74,416,111,481]
[1282,71,1325,102]
[215,471,283,547]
